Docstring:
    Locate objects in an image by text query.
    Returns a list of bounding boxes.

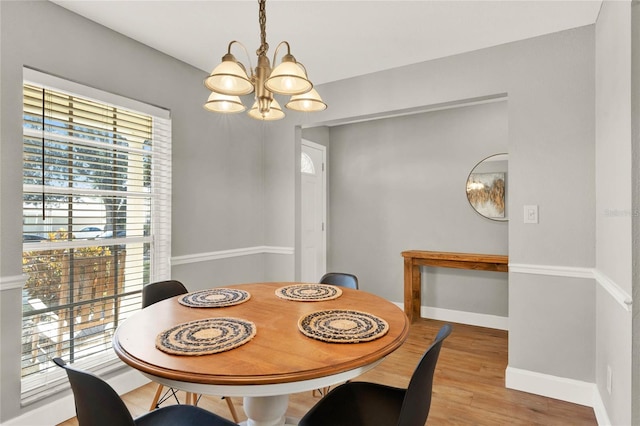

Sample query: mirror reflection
[466,153,508,221]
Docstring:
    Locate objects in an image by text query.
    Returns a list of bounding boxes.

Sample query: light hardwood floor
[58,319,597,425]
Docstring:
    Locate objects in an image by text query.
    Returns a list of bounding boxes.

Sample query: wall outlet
[524,205,539,224]
[606,365,612,395]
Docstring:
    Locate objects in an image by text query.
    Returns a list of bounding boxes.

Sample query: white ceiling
[51,0,603,86]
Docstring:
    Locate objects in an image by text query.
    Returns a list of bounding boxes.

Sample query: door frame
[300,139,327,281]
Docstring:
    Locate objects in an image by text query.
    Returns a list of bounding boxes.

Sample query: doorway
[300,140,327,282]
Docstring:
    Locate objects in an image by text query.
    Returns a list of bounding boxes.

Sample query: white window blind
[21,70,171,403]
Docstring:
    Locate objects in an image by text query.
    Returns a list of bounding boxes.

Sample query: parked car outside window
[23,234,47,242]
[74,227,103,239]
[96,230,126,239]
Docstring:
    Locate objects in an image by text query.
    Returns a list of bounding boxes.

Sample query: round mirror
[466,153,508,221]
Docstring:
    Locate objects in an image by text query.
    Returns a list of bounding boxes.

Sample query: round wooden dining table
[113,282,410,426]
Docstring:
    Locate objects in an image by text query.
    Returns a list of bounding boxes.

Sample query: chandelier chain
[257,0,269,57]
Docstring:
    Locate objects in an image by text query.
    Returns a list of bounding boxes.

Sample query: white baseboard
[4,369,149,426]
[592,386,612,426]
[505,366,596,408]
[422,305,508,330]
[391,302,508,330]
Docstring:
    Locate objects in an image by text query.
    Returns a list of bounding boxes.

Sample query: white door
[300,140,326,282]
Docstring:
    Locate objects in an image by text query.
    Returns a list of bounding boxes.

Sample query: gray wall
[595,1,635,425]
[326,101,508,316]
[285,25,597,384]
[0,1,267,421]
[262,122,298,282]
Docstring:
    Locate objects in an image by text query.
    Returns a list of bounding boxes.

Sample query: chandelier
[203,0,326,121]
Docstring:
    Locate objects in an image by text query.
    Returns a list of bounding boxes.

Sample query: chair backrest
[319,272,359,290]
[53,358,136,426]
[397,324,452,426]
[142,279,188,308]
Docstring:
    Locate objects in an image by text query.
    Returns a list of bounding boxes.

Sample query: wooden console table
[402,250,508,322]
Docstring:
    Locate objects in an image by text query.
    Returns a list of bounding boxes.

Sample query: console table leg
[404,258,421,322]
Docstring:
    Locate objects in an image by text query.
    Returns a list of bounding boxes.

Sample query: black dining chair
[52,357,237,426]
[319,272,359,289]
[142,279,189,309]
[299,323,452,426]
[142,280,239,422]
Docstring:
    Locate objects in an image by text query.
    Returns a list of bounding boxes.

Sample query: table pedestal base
[242,395,298,426]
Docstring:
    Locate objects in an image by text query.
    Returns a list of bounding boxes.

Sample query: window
[301,152,316,174]
[21,69,171,403]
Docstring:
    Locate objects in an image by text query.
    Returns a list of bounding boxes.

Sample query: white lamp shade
[248,99,285,121]
[204,61,254,96]
[264,62,312,95]
[203,92,246,113]
[285,88,327,112]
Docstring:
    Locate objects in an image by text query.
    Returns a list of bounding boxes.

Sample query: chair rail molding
[508,263,593,278]
[171,246,294,266]
[593,269,633,312]
[509,263,632,312]
[0,274,26,292]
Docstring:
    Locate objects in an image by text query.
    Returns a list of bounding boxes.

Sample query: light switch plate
[524,205,538,224]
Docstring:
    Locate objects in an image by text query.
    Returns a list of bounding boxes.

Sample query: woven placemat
[298,309,389,343]
[156,317,256,356]
[275,284,342,301]
[178,288,250,308]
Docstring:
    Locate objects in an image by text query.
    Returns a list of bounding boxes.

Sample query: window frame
[20,68,172,404]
